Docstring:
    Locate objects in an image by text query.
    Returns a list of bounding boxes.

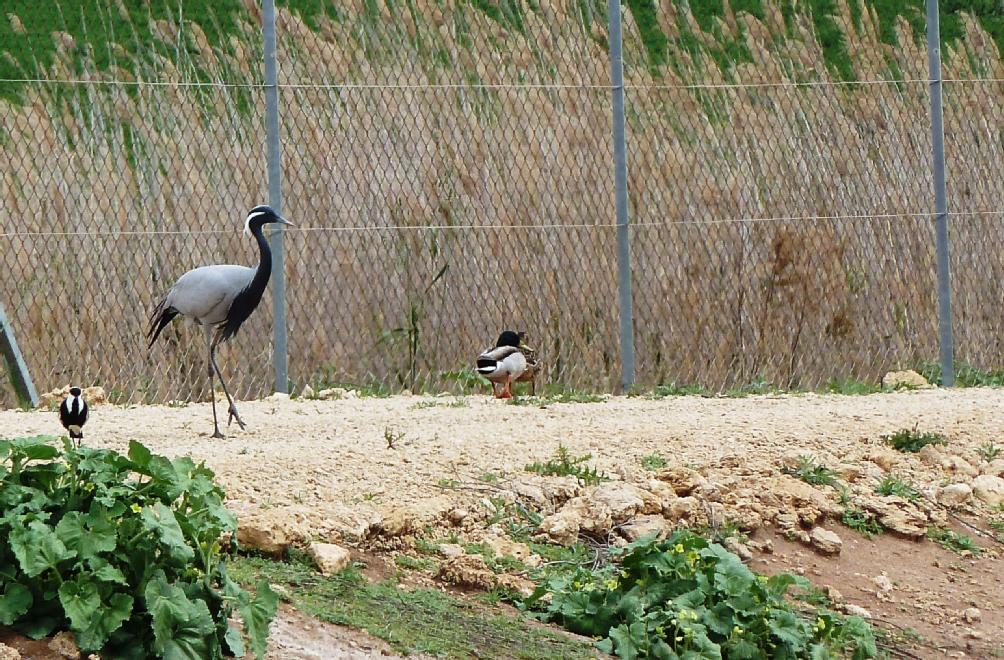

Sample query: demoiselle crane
[59,386,89,444]
[146,205,293,438]
[476,330,534,398]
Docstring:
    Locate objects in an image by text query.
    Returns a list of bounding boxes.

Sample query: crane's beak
[277,216,294,227]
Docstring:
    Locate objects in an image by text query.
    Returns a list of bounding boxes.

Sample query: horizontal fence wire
[2,1,1004,407]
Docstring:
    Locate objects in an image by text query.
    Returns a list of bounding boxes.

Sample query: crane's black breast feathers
[216,284,265,343]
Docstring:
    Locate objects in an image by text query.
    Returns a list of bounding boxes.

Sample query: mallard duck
[476,330,536,399]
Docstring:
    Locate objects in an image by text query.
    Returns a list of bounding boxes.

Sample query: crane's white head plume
[244,204,293,237]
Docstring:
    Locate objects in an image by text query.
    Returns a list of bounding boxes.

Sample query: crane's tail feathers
[147,298,180,348]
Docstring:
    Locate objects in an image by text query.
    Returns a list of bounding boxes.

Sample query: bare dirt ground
[3,387,1004,657]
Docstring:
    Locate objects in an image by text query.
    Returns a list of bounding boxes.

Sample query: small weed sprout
[384,426,406,450]
[884,426,946,453]
[927,526,981,555]
[978,441,1002,462]
[841,506,884,538]
[782,455,839,487]
[525,444,609,486]
[639,454,668,471]
[874,475,921,502]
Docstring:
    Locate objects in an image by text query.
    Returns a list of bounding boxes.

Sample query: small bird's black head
[69,386,82,397]
[496,330,524,348]
[244,204,294,238]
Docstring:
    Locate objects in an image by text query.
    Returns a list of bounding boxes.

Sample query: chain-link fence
[0,1,1000,407]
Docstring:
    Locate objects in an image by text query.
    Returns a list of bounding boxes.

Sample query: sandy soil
[3,388,1004,656]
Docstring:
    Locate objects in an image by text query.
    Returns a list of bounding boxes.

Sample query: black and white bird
[147,205,293,438]
[59,386,89,444]
[476,330,533,399]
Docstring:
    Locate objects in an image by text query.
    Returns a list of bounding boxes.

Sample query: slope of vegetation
[1,0,1003,95]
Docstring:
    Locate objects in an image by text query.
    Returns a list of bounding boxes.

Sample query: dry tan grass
[1,0,1002,406]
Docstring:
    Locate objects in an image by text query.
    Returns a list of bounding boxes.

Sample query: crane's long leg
[209,334,246,430]
[205,326,225,439]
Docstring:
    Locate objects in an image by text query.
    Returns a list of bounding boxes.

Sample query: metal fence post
[0,302,38,408]
[607,0,636,392]
[262,0,288,393]
[926,0,954,386]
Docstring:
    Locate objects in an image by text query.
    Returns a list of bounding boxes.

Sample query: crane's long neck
[216,224,273,343]
[248,224,273,299]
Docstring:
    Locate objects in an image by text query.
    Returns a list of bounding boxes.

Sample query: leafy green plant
[0,436,277,659]
[978,441,1002,463]
[782,455,839,487]
[874,475,921,502]
[927,526,981,555]
[841,506,884,538]
[884,427,946,453]
[525,444,609,486]
[989,517,1004,543]
[522,531,877,658]
[639,454,668,471]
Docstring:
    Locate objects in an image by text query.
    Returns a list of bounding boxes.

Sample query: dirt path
[3,388,1004,655]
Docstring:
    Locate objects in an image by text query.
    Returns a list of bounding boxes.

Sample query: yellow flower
[674,543,685,553]
[733,625,743,635]
[605,579,619,590]
[816,618,826,631]
[573,581,582,589]
[130,503,142,514]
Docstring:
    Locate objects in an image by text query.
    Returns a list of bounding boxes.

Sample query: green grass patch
[525,444,609,486]
[927,526,981,555]
[230,552,597,658]
[640,453,669,471]
[874,475,922,502]
[841,505,884,538]
[783,455,840,487]
[978,441,1002,463]
[884,427,946,453]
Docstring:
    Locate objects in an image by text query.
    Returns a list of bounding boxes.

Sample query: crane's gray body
[147,204,292,438]
[163,265,254,326]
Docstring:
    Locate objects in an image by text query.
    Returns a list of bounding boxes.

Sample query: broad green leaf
[224,624,246,658]
[724,638,761,659]
[10,520,76,577]
[16,614,59,639]
[687,628,722,659]
[141,503,195,563]
[769,610,808,651]
[87,558,127,585]
[703,545,754,597]
[607,622,644,660]
[650,638,679,660]
[0,583,32,625]
[56,511,117,559]
[145,572,216,660]
[811,643,832,659]
[127,440,153,468]
[236,581,279,660]
[58,578,101,632]
[702,602,734,636]
[10,436,59,461]
[58,578,131,649]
